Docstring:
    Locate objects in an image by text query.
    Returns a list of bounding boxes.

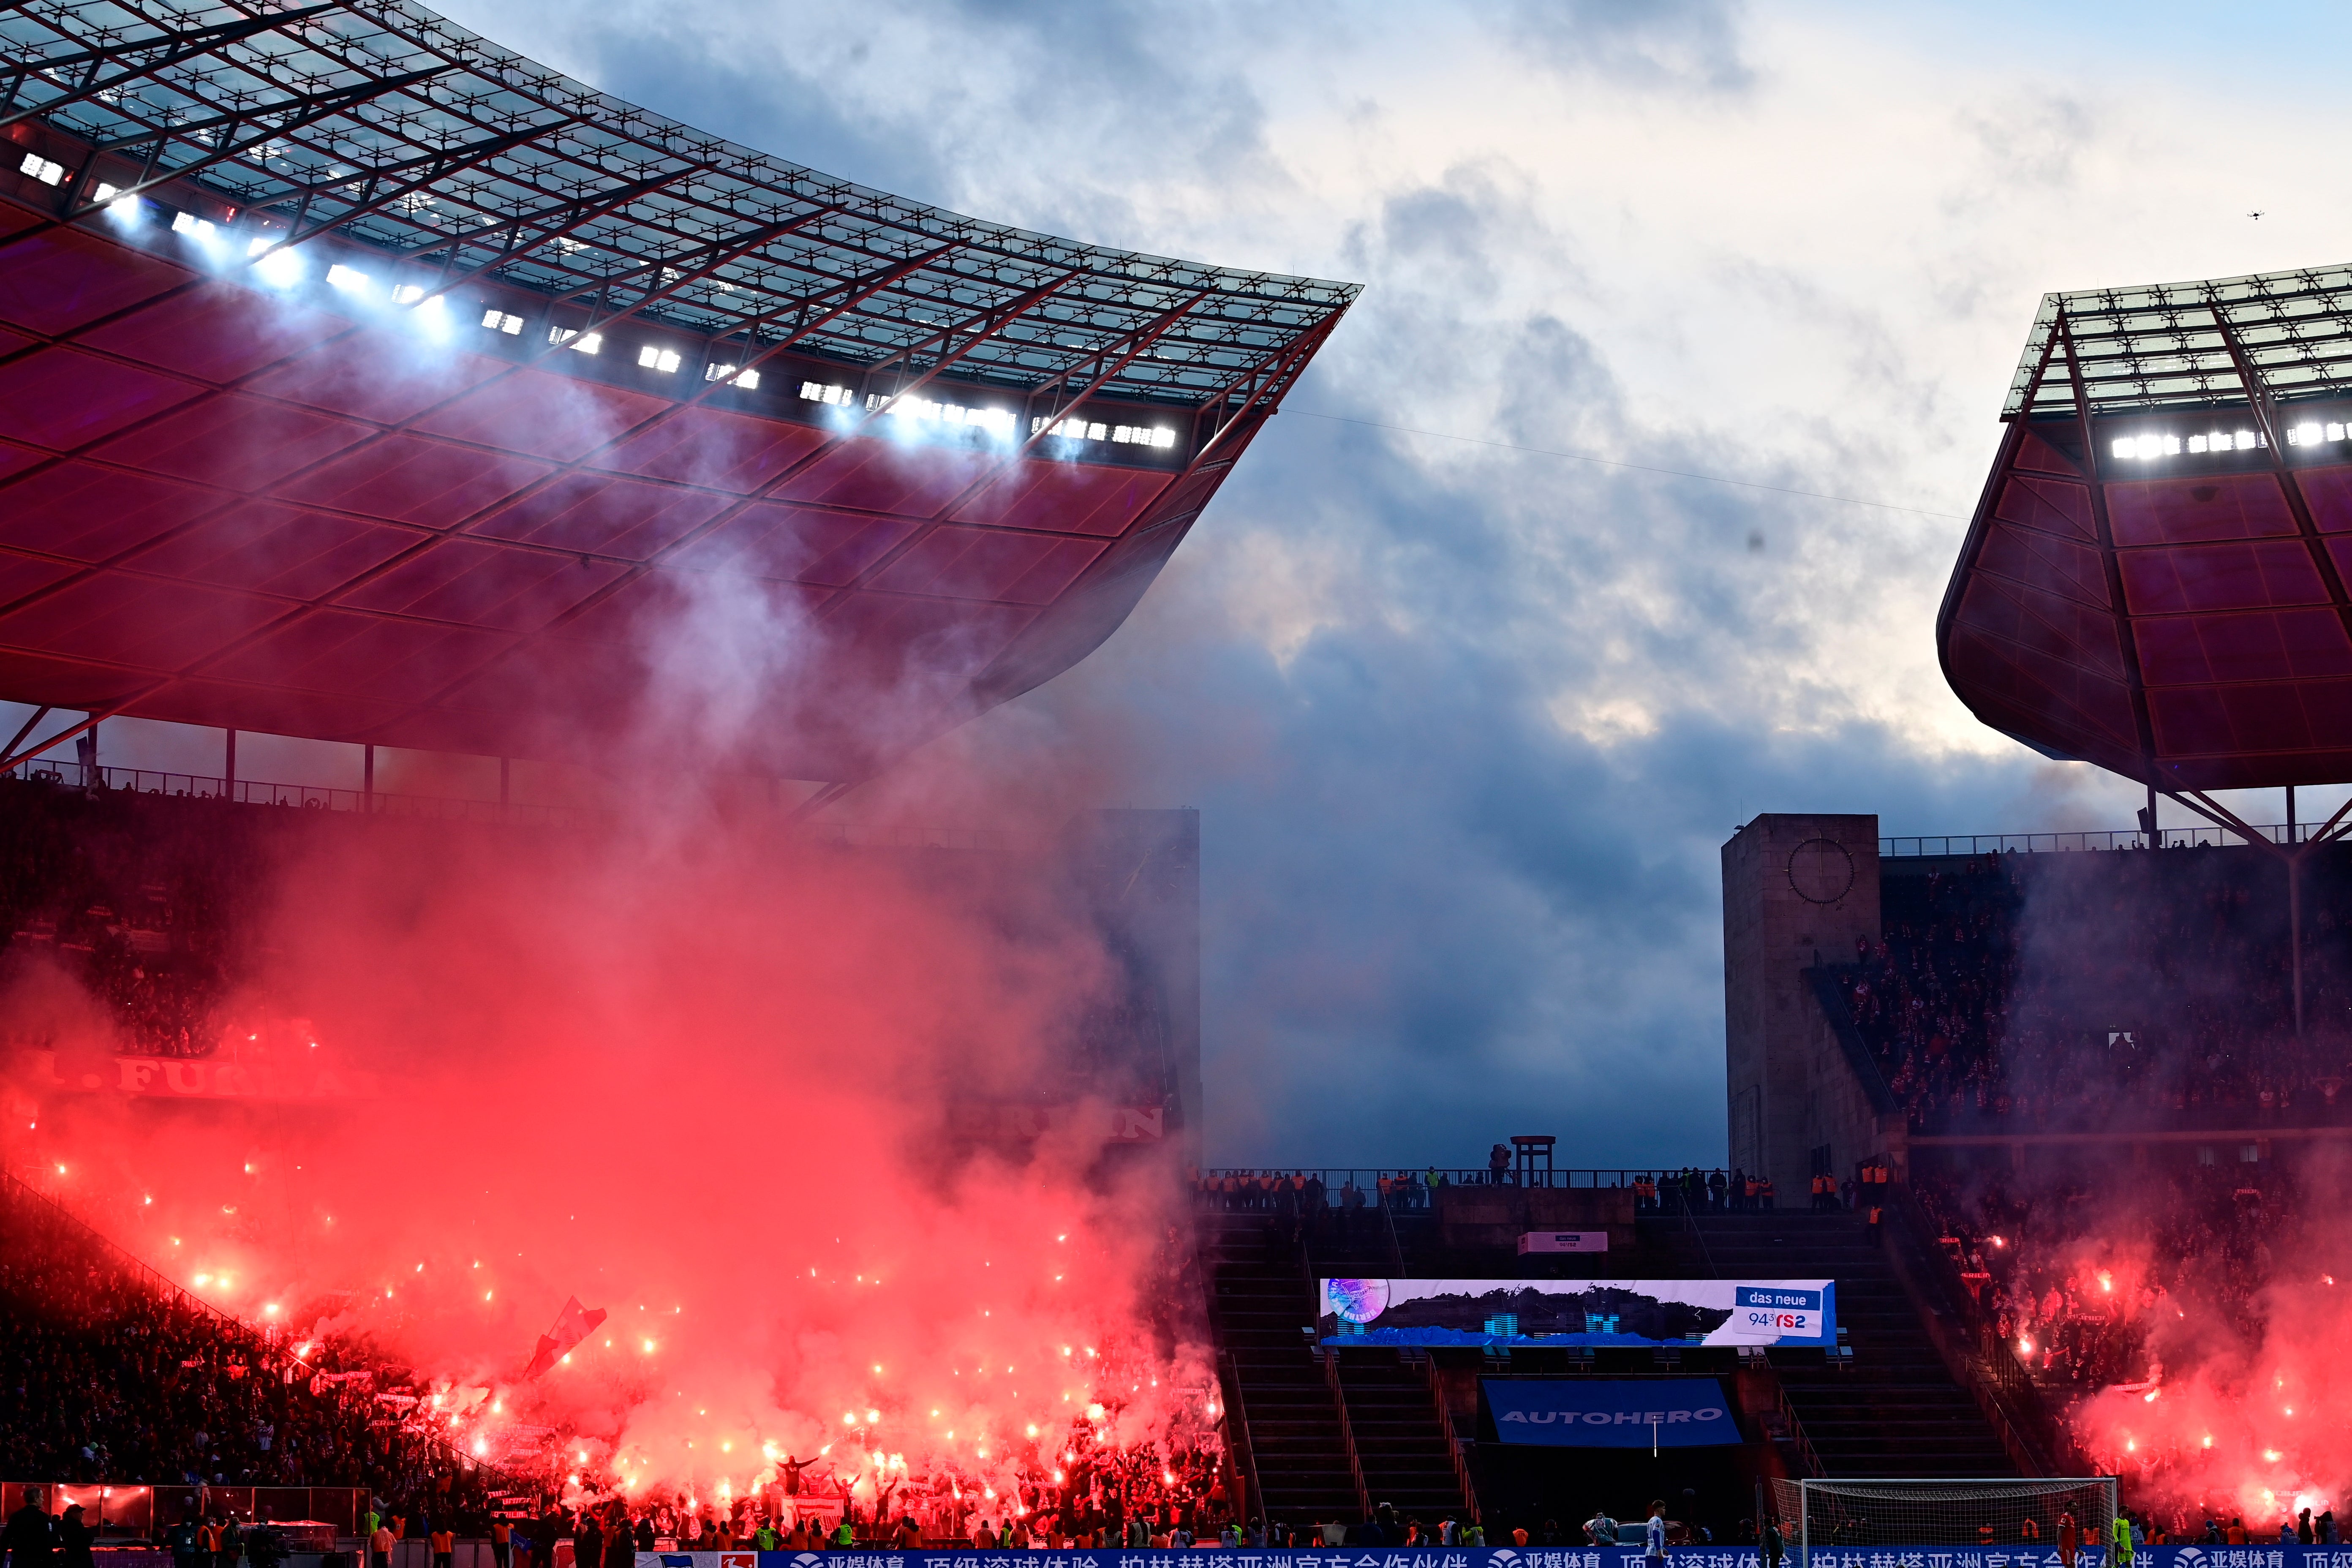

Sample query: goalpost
[1767,1478,2118,1560]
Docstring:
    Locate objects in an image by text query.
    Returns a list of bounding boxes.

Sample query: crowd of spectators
[0,1172,495,1519]
[0,776,280,1059]
[0,1161,1244,1552]
[1197,1165,1812,1217]
[1832,848,2352,1134]
[517,1417,1232,1552]
[1911,1161,2302,1388]
[1190,1169,1443,1218]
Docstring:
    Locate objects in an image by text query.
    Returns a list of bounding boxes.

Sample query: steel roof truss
[250,122,555,253]
[0,4,336,131]
[41,65,450,223]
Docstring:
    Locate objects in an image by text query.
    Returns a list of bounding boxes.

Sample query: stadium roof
[1944,263,2352,793]
[2004,266,2352,421]
[0,0,1358,784]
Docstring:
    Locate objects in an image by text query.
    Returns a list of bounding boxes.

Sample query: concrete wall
[1722,814,1903,1198]
[1082,808,1200,1164]
[1433,1185,1636,1251]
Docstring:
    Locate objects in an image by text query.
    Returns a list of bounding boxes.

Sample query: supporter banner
[1319,1277,1836,1347]
[1484,1376,1737,1446]
[17,1048,382,1101]
[621,1550,2352,1568]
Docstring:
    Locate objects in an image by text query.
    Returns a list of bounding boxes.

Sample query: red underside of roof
[1940,424,2352,790]
[0,196,1256,781]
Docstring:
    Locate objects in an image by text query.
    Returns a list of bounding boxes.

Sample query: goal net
[1767,1478,2117,1556]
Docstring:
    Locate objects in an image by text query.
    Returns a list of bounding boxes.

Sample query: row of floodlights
[789,383,1175,447]
[1034,415,1178,449]
[83,195,771,393]
[523,324,760,387]
[43,167,1186,449]
[21,152,137,209]
[2111,422,2352,461]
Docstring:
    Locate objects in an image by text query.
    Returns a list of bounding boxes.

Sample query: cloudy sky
[384,0,2352,1167]
[61,0,2352,1168]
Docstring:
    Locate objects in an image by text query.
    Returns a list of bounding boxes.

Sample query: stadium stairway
[1330,1350,1470,1520]
[1203,1210,1367,1526]
[1653,1209,2018,1478]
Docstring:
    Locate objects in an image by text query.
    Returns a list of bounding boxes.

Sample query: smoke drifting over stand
[7,784,1214,1514]
[0,485,1214,1517]
[1873,851,2352,1529]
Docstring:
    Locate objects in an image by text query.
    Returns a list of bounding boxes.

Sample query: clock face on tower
[1786,837,1856,905]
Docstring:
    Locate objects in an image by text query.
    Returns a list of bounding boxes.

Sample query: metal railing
[1216,1350,1267,1531]
[0,1482,367,1536]
[2,1167,243,1337]
[1197,1167,1671,1201]
[1417,1359,1480,1520]
[1883,822,2322,857]
[1317,1348,1372,1518]
[0,763,1022,848]
[3,761,588,828]
[1767,1378,1824,1478]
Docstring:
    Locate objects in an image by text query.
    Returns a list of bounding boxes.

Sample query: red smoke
[5,796,1211,1514]
[2052,1154,2352,1533]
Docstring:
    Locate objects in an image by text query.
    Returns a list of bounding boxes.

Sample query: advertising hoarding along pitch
[623,1547,2177,1568]
[1484,1377,1739,1446]
[1318,1277,1835,1347]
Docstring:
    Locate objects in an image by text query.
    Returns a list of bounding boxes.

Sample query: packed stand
[520,1418,1233,1552]
[1832,848,2352,1133]
[1912,1163,2302,1388]
[0,1173,498,1513]
[0,777,283,1059]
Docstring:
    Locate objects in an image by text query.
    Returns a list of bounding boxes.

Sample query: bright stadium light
[409,293,452,336]
[482,309,523,335]
[255,248,305,286]
[874,393,943,422]
[327,264,371,293]
[19,152,64,185]
[636,345,682,374]
[800,381,851,406]
[170,211,216,242]
[2236,430,2260,449]
[2289,422,2324,446]
[550,327,602,355]
[706,364,762,390]
[391,284,427,305]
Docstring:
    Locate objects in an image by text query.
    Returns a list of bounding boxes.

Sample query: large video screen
[1318,1277,1835,1348]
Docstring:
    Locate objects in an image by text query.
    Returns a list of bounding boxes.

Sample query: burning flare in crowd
[4,795,1217,1527]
